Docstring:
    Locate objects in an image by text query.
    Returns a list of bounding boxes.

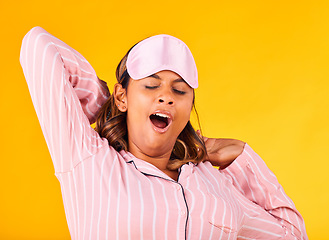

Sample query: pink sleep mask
[126,34,198,89]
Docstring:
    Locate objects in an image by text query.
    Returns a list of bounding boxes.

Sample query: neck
[128,143,178,181]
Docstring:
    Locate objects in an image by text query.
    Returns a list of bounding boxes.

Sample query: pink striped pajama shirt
[20,26,307,240]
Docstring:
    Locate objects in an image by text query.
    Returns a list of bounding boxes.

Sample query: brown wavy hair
[94,43,207,170]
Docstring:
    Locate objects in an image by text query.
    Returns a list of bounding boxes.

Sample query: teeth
[154,113,169,118]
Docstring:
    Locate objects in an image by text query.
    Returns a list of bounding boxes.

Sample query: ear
[113,83,127,112]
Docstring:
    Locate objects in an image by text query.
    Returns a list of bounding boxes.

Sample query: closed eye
[145,85,186,94]
[173,89,186,95]
[145,86,159,89]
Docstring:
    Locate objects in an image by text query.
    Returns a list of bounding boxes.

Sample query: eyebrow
[148,73,185,83]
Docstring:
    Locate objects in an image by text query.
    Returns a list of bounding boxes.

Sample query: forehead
[151,70,183,80]
[128,70,193,89]
[146,71,192,88]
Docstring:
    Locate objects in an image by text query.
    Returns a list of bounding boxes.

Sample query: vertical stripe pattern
[20,26,308,240]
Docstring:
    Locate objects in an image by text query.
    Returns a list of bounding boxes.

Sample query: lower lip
[149,118,172,133]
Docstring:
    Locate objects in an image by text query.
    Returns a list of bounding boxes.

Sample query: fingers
[196,130,208,141]
[196,129,201,136]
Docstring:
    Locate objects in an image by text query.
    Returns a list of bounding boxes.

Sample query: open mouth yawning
[149,112,172,133]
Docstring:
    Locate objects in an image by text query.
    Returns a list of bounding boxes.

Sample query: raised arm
[220,143,308,239]
[20,26,110,173]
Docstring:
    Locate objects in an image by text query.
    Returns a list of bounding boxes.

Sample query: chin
[143,138,175,156]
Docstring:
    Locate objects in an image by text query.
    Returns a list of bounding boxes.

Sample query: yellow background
[1,0,328,239]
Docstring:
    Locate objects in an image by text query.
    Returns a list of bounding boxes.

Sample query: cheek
[127,101,144,125]
[126,92,152,127]
[176,101,193,125]
[127,90,146,112]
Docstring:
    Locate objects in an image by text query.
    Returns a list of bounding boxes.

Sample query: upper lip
[150,110,173,121]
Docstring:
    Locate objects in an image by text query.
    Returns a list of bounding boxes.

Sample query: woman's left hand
[197,130,245,169]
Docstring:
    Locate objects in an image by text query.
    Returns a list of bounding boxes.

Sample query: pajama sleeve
[220,143,308,239]
[19,26,110,173]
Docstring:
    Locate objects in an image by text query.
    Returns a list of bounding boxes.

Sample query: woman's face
[125,70,194,158]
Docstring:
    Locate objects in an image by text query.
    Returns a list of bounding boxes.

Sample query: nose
[158,89,174,105]
[158,98,174,105]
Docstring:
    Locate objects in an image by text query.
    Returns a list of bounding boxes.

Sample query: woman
[20,26,307,239]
